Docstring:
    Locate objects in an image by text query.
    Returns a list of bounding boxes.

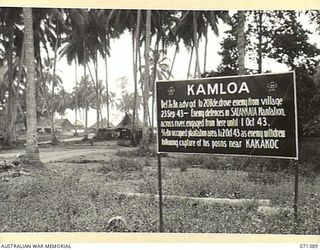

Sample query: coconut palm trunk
[22,7,41,165]
[104,42,110,128]
[237,11,246,75]
[150,38,161,141]
[6,26,16,144]
[203,23,209,73]
[37,58,50,118]
[193,11,201,78]
[95,52,100,136]
[141,10,151,149]
[51,26,59,144]
[74,57,78,135]
[257,11,263,73]
[187,46,194,79]
[83,37,88,140]
[16,37,25,129]
[131,9,141,145]
[168,43,178,79]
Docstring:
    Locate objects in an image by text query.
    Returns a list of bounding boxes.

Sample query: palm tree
[60,9,90,140]
[105,9,142,144]
[102,10,176,144]
[37,57,63,118]
[85,9,106,136]
[49,10,65,143]
[0,7,24,144]
[203,22,209,72]
[21,7,41,165]
[74,57,78,135]
[193,11,201,77]
[141,10,152,149]
[72,75,95,125]
[116,92,142,114]
[87,79,114,118]
[102,9,145,144]
[149,49,170,80]
[96,10,114,128]
[132,10,141,145]
[140,48,170,133]
[54,87,73,117]
[60,9,105,140]
[171,10,230,77]
[237,11,246,75]
[168,41,180,79]
[255,11,263,73]
[25,8,66,142]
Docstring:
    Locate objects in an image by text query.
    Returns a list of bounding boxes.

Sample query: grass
[0,139,319,234]
[0,167,158,232]
[0,161,319,234]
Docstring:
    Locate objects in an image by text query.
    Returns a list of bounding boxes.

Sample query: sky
[53,11,319,127]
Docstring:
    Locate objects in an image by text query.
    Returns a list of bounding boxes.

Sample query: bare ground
[0,141,124,163]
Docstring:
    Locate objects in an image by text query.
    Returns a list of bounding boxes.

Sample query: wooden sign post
[157,153,164,232]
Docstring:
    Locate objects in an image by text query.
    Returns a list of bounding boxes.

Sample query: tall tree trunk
[86,62,95,84]
[51,26,59,143]
[104,42,110,128]
[131,9,141,145]
[9,87,18,143]
[74,57,78,135]
[16,37,25,130]
[168,43,178,79]
[237,11,246,75]
[203,23,209,73]
[99,110,102,126]
[257,11,263,73]
[6,26,16,144]
[95,52,100,136]
[22,7,41,165]
[131,31,136,143]
[148,103,152,128]
[37,59,48,117]
[151,37,160,141]
[138,45,143,82]
[187,46,194,79]
[194,36,201,78]
[83,37,88,140]
[193,11,201,78]
[141,10,151,149]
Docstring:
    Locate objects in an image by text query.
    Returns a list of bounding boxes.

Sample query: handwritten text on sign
[156,72,298,159]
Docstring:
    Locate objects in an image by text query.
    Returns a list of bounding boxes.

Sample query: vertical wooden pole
[157,153,164,232]
[293,161,299,233]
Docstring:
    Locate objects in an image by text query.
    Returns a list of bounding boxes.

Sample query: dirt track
[0,141,123,163]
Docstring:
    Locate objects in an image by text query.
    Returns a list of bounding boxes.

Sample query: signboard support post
[157,153,164,232]
[293,160,299,233]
